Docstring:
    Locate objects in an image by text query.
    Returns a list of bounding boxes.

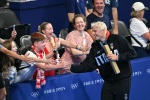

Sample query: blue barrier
[10,57,150,100]
[130,57,150,100]
[10,71,103,100]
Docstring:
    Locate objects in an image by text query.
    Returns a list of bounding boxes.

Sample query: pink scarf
[31,45,46,89]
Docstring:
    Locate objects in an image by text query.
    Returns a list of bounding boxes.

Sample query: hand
[11,30,17,39]
[21,55,34,63]
[96,68,100,74]
[58,61,70,69]
[107,54,118,61]
[47,58,57,65]
[80,46,87,52]
[112,28,118,35]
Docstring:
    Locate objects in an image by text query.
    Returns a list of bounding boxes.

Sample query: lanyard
[99,40,107,49]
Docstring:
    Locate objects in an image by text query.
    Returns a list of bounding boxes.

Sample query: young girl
[0,40,17,84]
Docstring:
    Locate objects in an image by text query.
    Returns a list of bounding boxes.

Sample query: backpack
[14,45,33,71]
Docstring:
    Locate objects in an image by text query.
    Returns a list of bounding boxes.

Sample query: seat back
[111,20,131,43]
[0,24,30,47]
[20,35,32,47]
[59,28,68,39]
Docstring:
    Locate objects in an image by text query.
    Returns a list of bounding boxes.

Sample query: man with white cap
[130,2,150,58]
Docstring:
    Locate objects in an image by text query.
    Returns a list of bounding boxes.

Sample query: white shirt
[130,18,149,47]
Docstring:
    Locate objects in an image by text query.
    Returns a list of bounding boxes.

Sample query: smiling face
[93,0,105,15]
[92,26,106,41]
[42,23,54,39]
[11,41,18,53]
[34,40,46,51]
[91,22,107,42]
[74,17,86,31]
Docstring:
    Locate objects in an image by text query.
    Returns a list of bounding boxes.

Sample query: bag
[14,45,32,71]
[144,41,150,50]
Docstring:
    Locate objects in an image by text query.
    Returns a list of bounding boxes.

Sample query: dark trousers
[101,78,131,100]
[3,79,10,100]
[133,46,150,59]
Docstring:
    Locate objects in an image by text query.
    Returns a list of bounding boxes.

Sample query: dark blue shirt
[86,13,111,30]
[65,0,87,32]
[104,0,119,15]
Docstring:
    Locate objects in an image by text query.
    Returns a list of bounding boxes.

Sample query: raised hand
[11,30,17,40]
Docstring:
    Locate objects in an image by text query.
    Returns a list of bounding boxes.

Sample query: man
[86,0,119,34]
[69,22,136,100]
[13,32,68,89]
[0,0,20,28]
[86,0,111,41]
[0,73,6,100]
[65,0,89,32]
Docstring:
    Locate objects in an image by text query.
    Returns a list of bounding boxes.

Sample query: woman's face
[141,10,145,18]
[74,17,86,31]
[11,41,18,53]
[42,23,54,39]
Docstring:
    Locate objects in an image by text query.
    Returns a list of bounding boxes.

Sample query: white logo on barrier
[31,91,39,97]
[71,83,78,89]
[132,71,142,76]
[147,68,150,74]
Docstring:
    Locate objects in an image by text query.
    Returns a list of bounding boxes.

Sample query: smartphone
[13,25,15,31]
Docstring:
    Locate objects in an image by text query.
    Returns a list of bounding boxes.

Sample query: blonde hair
[38,22,50,33]
[131,10,142,18]
[91,21,107,30]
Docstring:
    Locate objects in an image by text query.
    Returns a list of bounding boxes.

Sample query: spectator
[65,0,89,32]
[68,22,136,100]
[59,14,93,74]
[37,22,87,76]
[130,2,150,58]
[13,32,69,89]
[0,42,31,63]
[0,0,20,28]
[86,0,111,41]
[0,41,17,84]
[85,0,119,34]
[0,72,6,100]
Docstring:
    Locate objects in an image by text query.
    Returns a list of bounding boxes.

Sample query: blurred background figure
[0,0,20,28]
[130,2,150,58]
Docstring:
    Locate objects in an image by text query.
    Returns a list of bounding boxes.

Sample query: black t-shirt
[0,73,4,89]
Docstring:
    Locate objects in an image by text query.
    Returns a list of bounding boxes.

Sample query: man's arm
[85,7,89,16]
[112,7,118,34]
[67,13,75,23]
[0,87,6,100]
